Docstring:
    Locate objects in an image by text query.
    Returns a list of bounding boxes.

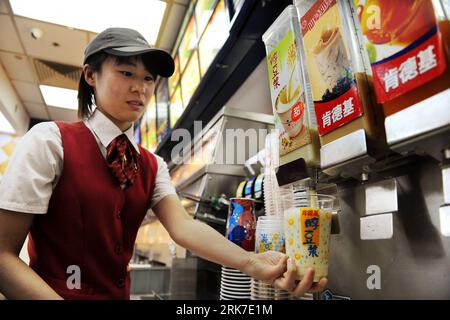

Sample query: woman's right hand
[243,251,328,298]
[272,258,328,298]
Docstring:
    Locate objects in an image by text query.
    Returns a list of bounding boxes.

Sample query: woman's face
[86,55,156,131]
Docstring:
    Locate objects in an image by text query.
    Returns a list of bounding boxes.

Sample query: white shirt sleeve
[150,155,177,209]
[0,122,63,214]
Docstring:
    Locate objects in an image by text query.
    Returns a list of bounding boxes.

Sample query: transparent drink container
[282,188,335,282]
[255,215,285,253]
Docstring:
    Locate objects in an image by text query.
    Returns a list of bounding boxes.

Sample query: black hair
[77,52,157,119]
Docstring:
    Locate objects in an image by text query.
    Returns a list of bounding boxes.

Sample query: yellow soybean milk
[284,205,332,282]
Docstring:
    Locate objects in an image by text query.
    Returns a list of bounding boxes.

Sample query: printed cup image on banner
[358,0,436,46]
[275,63,305,139]
[313,26,351,94]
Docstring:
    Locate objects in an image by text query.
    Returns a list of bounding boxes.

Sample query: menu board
[198,0,228,76]
[195,0,217,37]
[156,80,170,142]
[168,55,180,97]
[180,50,201,106]
[170,85,184,128]
[179,15,198,73]
[146,95,158,152]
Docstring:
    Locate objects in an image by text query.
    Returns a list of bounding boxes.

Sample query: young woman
[0,28,327,299]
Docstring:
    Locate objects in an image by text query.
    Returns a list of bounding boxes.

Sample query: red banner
[372,31,447,103]
[315,84,364,136]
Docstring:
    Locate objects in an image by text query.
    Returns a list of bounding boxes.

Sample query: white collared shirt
[0,109,176,214]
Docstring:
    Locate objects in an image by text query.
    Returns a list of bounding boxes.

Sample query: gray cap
[83,27,174,77]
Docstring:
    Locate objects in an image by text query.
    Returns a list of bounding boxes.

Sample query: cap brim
[104,47,175,77]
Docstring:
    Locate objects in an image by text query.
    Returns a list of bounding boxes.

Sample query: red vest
[27,121,158,299]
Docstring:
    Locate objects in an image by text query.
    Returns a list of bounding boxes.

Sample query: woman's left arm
[152,195,327,296]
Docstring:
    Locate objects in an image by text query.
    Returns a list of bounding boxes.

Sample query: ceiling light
[39,85,78,110]
[10,0,167,45]
[30,27,44,40]
[0,112,16,135]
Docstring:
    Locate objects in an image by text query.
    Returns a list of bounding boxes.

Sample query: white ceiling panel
[0,52,36,82]
[47,106,78,122]
[15,17,87,67]
[0,14,23,53]
[23,102,49,120]
[12,80,43,104]
[0,0,10,14]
